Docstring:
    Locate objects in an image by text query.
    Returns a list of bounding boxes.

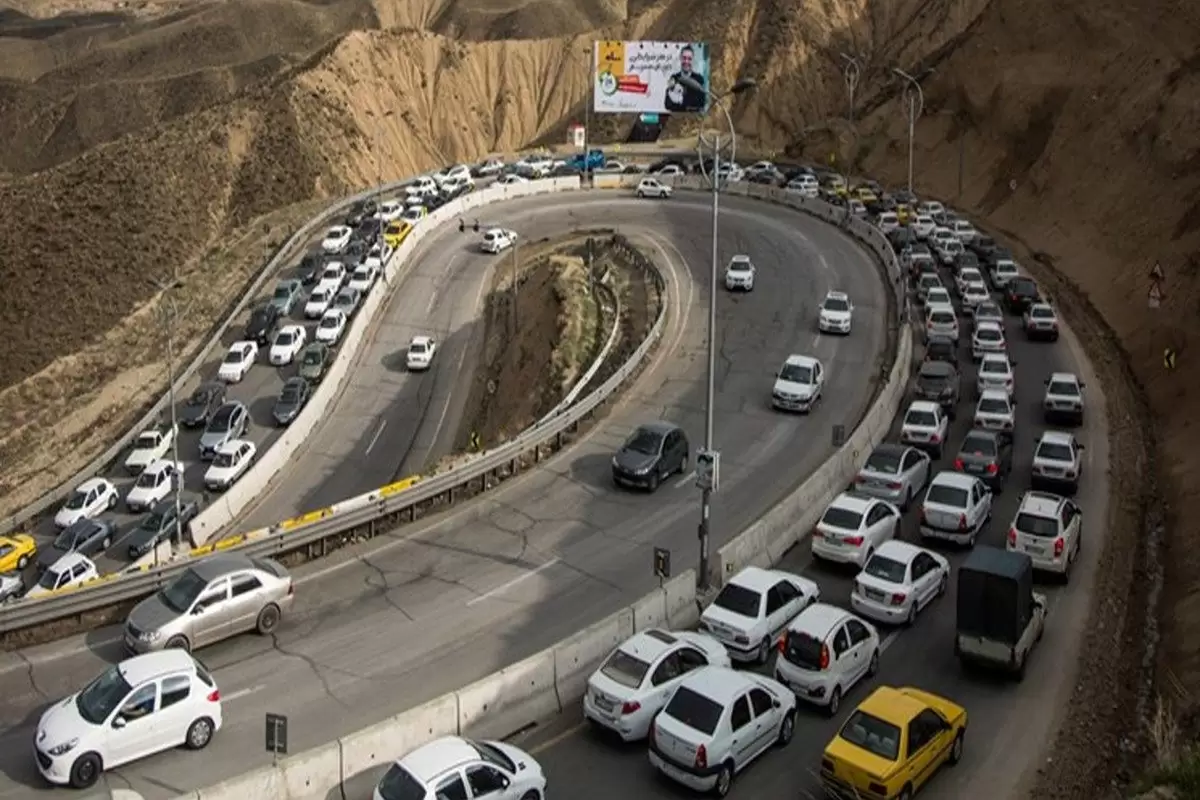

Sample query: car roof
[77,477,110,492]
[214,439,250,454]
[918,360,954,375]
[930,470,977,489]
[975,320,1003,331]
[191,553,256,581]
[142,459,175,474]
[907,400,941,413]
[784,354,818,368]
[875,539,923,564]
[635,420,678,437]
[961,427,1001,444]
[978,389,1010,401]
[1038,430,1077,446]
[727,565,785,592]
[1018,491,1067,517]
[411,336,432,346]
[50,551,93,571]
[618,629,680,662]
[678,665,757,704]
[824,290,849,301]
[788,602,851,639]
[400,736,478,782]
[1048,371,1079,384]
[828,491,874,514]
[980,353,1010,365]
[119,650,198,685]
[856,686,928,725]
[730,254,752,263]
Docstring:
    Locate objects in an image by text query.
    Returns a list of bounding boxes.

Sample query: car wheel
[69,752,103,789]
[520,792,542,800]
[898,785,914,800]
[679,451,689,474]
[256,603,282,635]
[826,686,842,717]
[756,636,772,666]
[648,472,660,492]
[107,494,117,510]
[777,711,796,745]
[185,717,215,750]
[906,602,918,627]
[937,570,948,596]
[165,635,191,652]
[902,488,913,512]
[714,763,734,798]
[636,190,645,198]
[102,536,111,550]
[949,730,965,765]
[867,649,880,677]
[16,555,28,570]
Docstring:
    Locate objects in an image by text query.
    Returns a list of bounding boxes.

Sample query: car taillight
[1054,537,1065,557]
[1007,528,1017,546]
[890,593,907,606]
[957,514,968,531]
[845,535,864,546]
[622,701,641,715]
[854,475,866,483]
[695,744,708,770]
[953,458,964,470]
[820,643,830,670]
[812,528,824,539]
[778,634,787,654]
[886,481,902,490]
[920,506,927,523]
[207,690,220,702]
[930,433,941,443]
[986,463,999,475]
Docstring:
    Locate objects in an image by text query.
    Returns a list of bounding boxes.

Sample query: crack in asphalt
[485,502,537,535]
[557,559,624,594]
[16,652,49,702]
[360,556,416,621]
[269,633,353,710]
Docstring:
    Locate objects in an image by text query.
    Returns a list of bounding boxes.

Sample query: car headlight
[634,465,652,475]
[138,629,162,642]
[47,738,79,756]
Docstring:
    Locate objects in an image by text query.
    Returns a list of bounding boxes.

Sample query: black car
[244,304,281,345]
[914,360,961,417]
[612,422,689,492]
[127,499,200,559]
[971,236,999,261]
[355,218,382,243]
[952,250,981,274]
[1004,276,1040,314]
[179,382,227,428]
[296,253,323,285]
[888,227,917,249]
[954,428,1013,492]
[273,376,311,426]
[924,334,958,366]
[36,518,117,573]
[984,247,1013,269]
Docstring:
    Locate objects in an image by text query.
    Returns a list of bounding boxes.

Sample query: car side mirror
[192,604,206,615]
[1077,444,1086,450]
[1043,378,1049,385]
[1079,382,1086,388]
[773,698,782,709]
[112,716,127,729]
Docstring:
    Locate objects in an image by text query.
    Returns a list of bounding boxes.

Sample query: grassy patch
[549,254,598,394]
[1131,698,1200,798]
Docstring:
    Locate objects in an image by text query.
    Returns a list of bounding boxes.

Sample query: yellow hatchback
[383,221,413,248]
[820,685,967,800]
[0,533,37,572]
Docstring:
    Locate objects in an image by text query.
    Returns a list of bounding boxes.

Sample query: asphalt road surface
[504,285,1112,800]
[0,189,890,798]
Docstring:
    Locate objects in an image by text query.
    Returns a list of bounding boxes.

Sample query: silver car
[199,401,249,460]
[853,444,931,510]
[124,553,294,653]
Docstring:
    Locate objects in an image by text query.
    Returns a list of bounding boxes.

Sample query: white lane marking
[880,628,902,654]
[674,471,696,488]
[529,720,587,755]
[466,558,561,607]
[365,420,387,454]
[641,231,694,360]
[222,684,264,702]
[426,285,439,314]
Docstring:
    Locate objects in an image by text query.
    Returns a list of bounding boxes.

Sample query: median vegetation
[1130,699,1200,798]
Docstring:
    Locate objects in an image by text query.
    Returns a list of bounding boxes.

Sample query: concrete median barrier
[455,649,559,740]
[630,585,669,631]
[338,693,460,798]
[552,607,634,702]
[664,569,700,628]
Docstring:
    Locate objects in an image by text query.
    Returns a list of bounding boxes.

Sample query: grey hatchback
[611,422,689,492]
[953,428,1013,493]
[199,401,249,460]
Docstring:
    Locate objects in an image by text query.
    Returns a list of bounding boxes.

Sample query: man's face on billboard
[680,49,693,73]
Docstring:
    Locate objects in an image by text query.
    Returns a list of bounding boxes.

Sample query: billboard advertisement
[593,40,711,114]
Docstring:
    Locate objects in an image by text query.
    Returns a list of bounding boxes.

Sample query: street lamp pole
[583,45,593,185]
[840,53,861,125]
[368,109,395,248]
[679,75,756,590]
[151,273,187,552]
[892,67,926,194]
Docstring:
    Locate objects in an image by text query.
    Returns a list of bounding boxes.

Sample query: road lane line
[466,558,561,607]
[880,628,902,653]
[674,471,696,488]
[365,420,387,454]
[528,720,586,754]
[222,684,264,702]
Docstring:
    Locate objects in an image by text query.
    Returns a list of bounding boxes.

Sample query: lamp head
[730,78,757,95]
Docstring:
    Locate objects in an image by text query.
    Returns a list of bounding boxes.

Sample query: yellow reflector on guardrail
[377,475,422,499]
[190,544,216,558]
[214,534,246,551]
[279,507,334,531]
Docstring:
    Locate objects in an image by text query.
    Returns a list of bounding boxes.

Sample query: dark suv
[244,304,281,345]
[1004,276,1040,314]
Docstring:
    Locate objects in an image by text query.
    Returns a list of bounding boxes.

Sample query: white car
[363,242,392,269]
[1043,371,1085,425]
[847,198,867,217]
[990,259,1020,288]
[496,173,530,185]
[919,470,993,546]
[917,200,946,217]
[950,218,977,243]
[875,212,899,234]
[316,262,347,294]
[925,287,953,311]
[26,552,100,599]
[406,336,437,371]
[34,651,222,789]
[123,425,176,475]
[1031,430,1085,495]
[771,354,824,413]
[699,566,819,664]
[973,300,1004,332]
[936,239,964,265]
[399,205,427,226]
[125,459,184,513]
[217,341,258,383]
[818,290,854,334]
[812,492,901,568]
[441,175,475,194]
[304,287,333,319]
[269,325,307,366]
[515,154,553,177]
[320,225,352,254]
[435,164,471,184]
[315,309,347,345]
[971,320,1007,361]
[850,540,951,625]
[648,667,796,797]
[956,267,984,293]
[636,177,672,198]
[930,227,955,249]
[911,214,936,239]
[373,737,545,800]
[1007,491,1084,580]
[774,603,880,715]
[374,200,404,222]
[481,228,517,254]
[723,255,755,291]
[960,281,990,312]
[203,439,257,491]
[977,352,1016,398]
[348,263,378,293]
[1024,302,1060,341]
[899,400,950,457]
[583,628,731,741]
[652,164,686,177]
[407,176,439,196]
[54,478,119,528]
[974,389,1016,433]
[785,175,819,196]
[475,157,506,176]
[853,443,931,510]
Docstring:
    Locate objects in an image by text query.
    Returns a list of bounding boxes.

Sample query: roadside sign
[266,713,288,759]
[639,113,660,124]
[653,547,671,582]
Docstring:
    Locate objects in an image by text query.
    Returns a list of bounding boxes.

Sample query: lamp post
[840,53,861,125]
[366,108,396,247]
[891,67,927,194]
[150,272,188,552]
[677,75,756,590]
[583,45,593,185]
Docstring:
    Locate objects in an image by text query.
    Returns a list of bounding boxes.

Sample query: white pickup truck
[124,425,178,475]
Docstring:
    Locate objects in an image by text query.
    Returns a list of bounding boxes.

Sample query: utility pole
[150,269,188,556]
[840,53,861,125]
[891,67,928,193]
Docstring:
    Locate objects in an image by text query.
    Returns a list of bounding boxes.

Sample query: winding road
[0,190,889,798]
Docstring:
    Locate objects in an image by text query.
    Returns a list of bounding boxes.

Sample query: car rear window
[711,583,760,618]
[599,649,650,689]
[864,450,901,474]
[1048,380,1078,396]
[977,327,1002,341]
[375,763,426,800]
[821,507,864,531]
[978,397,1009,413]
[1037,442,1074,461]
[864,554,906,583]
[926,485,968,507]
[783,630,825,670]
[840,710,901,761]
[1016,512,1059,538]
[960,434,997,456]
[905,410,937,427]
[930,310,955,324]
[663,686,722,735]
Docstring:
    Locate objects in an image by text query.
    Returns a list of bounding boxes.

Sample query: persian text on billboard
[593,40,711,114]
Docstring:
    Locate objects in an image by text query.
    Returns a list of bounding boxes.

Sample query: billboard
[593,40,711,114]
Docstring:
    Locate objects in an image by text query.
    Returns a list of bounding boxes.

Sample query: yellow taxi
[823,175,848,197]
[0,533,37,572]
[383,220,413,248]
[820,685,967,799]
[896,204,913,225]
[853,185,878,205]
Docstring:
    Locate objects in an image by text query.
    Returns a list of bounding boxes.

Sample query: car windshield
[961,434,997,456]
[310,291,328,303]
[187,388,212,406]
[159,568,207,614]
[927,484,968,507]
[276,331,294,346]
[663,686,722,736]
[823,298,850,312]
[1048,380,1078,396]
[864,554,907,583]
[930,311,954,324]
[272,287,290,301]
[281,383,303,403]
[839,710,901,761]
[981,361,1008,375]
[65,490,89,510]
[821,506,864,531]
[140,512,165,532]
[135,469,161,488]
[978,398,1009,413]
[623,430,662,456]
[53,524,88,550]
[320,316,338,329]
[978,328,1002,341]
[779,364,812,383]
[336,293,353,305]
[469,739,515,773]
[135,432,158,448]
[375,763,425,800]
[864,450,902,474]
[711,583,760,618]
[729,261,751,273]
[600,648,651,689]
[1013,279,1037,293]
[1037,442,1074,461]
[1016,512,1059,538]
[409,343,427,354]
[978,304,1000,317]
[1032,307,1054,318]
[905,410,937,427]
[222,350,241,365]
[213,450,237,468]
[37,567,64,590]
[75,665,133,726]
[210,409,233,431]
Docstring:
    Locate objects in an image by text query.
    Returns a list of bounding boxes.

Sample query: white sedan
[320,225,352,254]
[269,325,307,366]
[583,629,731,741]
[919,470,993,546]
[304,287,334,319]
[217,341,258,383]
[818,290,854,334]
[54,478,119,528]
[850,540,950,625]
[316,309,347,345]
[204,439,257,491]
[406,336,437,371]
[481,228,517,254]
[699,566,820,664]
[125,459,184,513]
[348,263,378,293]
[374,200,404,222]
[811,492,901,568]
[724,255,755,291]
[496,173,530,185]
